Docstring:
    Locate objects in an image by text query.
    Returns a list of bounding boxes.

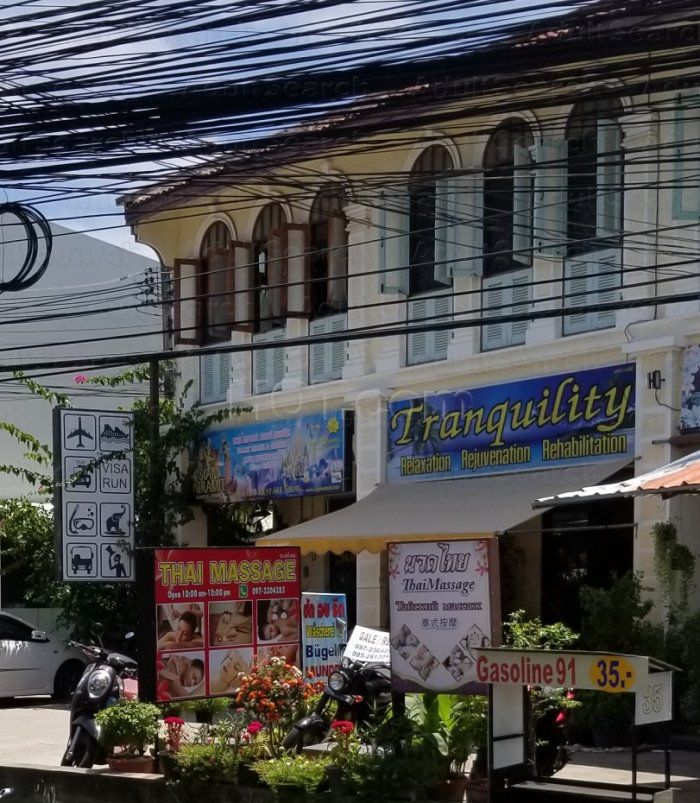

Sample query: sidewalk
[0,699,698,800]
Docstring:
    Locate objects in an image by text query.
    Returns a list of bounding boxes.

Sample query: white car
[0,611,87,700]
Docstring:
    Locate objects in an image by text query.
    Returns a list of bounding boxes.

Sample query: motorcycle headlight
[87,669,112,698]
[328,671,347,692]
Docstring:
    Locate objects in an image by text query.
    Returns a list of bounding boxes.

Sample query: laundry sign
[53,407,135,583]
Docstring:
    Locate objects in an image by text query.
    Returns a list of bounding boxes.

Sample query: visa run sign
[386,363,635,482]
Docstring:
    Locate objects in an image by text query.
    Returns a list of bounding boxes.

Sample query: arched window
[252,203,287,332]
[310,187,348,318]
[199,220,233,343]
[483,120,534,276]
[408,145,454,295]
[566,98,623,255]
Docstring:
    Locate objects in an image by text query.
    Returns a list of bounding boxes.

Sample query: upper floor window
[199,221,233,344]
[483,120,534,276]
[253,203,287,333]
[310,188,348,318]
[567,98,623,256]
[408,145,454,295]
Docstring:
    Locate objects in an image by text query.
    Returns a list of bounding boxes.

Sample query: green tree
[0,364,252,640]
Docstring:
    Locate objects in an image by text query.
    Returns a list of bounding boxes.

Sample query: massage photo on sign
[157,651,206,699]
[156,603,205,649]
[257,598,300,643]
[209,601,253,646]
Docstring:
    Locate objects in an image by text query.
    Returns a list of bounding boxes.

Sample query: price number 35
[589,656,635,692]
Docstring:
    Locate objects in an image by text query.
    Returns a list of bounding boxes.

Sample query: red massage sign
[474,648,648,693]
[153,547,301,702]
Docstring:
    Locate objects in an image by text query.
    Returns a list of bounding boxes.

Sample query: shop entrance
[329,551,356,631]
[541,496,634,629]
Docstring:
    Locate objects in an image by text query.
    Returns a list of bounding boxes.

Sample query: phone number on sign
[252,586,288,596]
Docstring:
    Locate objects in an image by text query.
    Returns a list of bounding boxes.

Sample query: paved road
[0,698,698,800]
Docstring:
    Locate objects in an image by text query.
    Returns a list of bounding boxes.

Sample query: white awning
[535,448,700,507]
[258,459,631,555]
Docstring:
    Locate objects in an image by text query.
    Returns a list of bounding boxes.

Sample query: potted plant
[174,742,239,783]
[253,754,331,797]
[96,699,160,773]
[325,720,360,794]
[157,715,188,780]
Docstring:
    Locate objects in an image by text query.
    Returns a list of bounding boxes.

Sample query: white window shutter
[432,293,452,356]
[482,270,531,350]
[253,328,285,393]
[433,177,452,285]
[218,353,230,399]
[596,120,622,239]
[673,98,700,220]
[309,313,346,383]
[512,144,533,264]
[564,253,619,334]
[408,295,451,364]
[483,279,506,350]
[452,174,484,276]
[533,137,567,255]
[378,188,409,294]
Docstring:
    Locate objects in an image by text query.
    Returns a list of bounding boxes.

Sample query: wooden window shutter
[231,242,254,332]
[286,223,311,317]
[172,258,201,344]
[268,228,287,319]
[327,215,348,310]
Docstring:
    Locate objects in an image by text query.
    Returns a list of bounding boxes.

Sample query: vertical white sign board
[55,408,135,582]
[635,671,673,726]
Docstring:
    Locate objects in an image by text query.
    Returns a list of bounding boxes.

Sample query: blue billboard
[387,364,635,483]
[194,410,350,501]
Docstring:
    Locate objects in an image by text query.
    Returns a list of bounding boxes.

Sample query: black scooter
[60,631,137,768]
[284,658,392,751]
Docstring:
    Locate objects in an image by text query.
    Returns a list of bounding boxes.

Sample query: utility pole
[148,357,161,546]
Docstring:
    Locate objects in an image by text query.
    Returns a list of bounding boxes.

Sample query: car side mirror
[30,630,49,643]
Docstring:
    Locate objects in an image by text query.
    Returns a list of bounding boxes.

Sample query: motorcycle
[60,630,137,768]
[284,658,392,752]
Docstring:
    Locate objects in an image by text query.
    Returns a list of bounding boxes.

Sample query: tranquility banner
[387,363,635,483]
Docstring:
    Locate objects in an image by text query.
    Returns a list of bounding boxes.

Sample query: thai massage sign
[153,547,301,702]
[387,363,635,482]
[388,539,500,694]
[194,410,350,502]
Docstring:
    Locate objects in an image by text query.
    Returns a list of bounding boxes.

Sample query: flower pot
[325,764,352,795]
[157,750,180,781]
[238,762,266,787]
[195,710,213,724]
[107,755,157,774]
[429,775,469,802]
[275,782,307,802]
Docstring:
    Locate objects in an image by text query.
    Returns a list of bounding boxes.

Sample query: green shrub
[174,743,239,783]
[95,699,160,757]
[253,754,331,792]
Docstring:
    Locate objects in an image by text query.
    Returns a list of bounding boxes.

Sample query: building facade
[123,7,700,629]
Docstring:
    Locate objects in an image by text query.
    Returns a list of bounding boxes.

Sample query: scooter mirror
[125,632,135,640]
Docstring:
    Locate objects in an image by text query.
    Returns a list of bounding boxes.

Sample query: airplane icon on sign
[66,417,94,449]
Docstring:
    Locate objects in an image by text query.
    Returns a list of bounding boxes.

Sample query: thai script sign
[194,410,349,502]
[53,407,135,583]
[388,539,500,694]
[387,363,635,482]
[153,547,300,702]
[301,592,347,682]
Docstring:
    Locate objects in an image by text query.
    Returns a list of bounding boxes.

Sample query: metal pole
[149,358,160,547]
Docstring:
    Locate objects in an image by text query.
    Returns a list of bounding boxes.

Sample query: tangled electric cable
[0,202,53,293]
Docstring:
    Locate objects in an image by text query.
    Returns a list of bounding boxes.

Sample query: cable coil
[0,202,53,293]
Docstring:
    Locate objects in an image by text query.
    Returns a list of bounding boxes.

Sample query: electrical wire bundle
[0,202,52,292]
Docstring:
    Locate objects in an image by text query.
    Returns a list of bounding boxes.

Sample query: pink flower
[74,374,87,384]
[247,720,264,735]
